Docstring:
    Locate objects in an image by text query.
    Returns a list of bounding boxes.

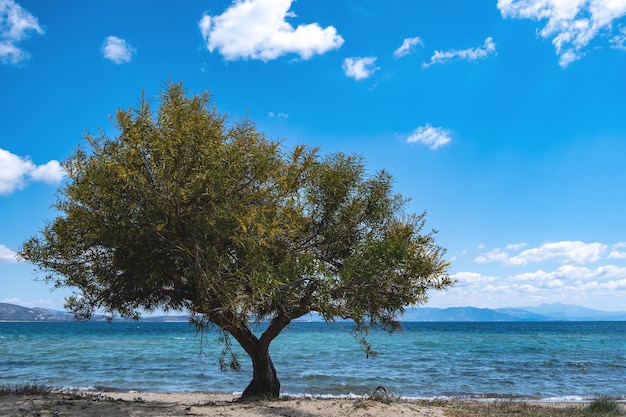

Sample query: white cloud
[0,244,18,264]
[611,27,626,50]
[509,241,606,265]
[393,36,423,58]
[268,111,289,119]
[505,242,528,251]
[431,252,626,310]
[609,250,626,259]
[609,242,626,259]
[513,265,626,284]
[0,0,44,65]
[451,271,496,286]
[406,124,452,150]
[30,160,65,184]
[342,56,379,80]
[474,248,510,264]
[199,0,344,61]
[422,37,496,68]
[0,148,66,194]
[498,0,626,67]
[475,240,608,266]
[101,35,135,64]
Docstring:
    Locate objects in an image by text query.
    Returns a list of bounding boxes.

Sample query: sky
[1,0,626,313]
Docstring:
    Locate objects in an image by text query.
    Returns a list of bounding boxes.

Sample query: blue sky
[2,0,626,312]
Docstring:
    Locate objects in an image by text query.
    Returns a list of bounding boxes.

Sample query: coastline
[1,390,449,417]
[1,390,624,417]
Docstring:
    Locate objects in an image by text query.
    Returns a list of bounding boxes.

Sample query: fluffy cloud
[0,148,66,194]
[422,37,496,68]
[431,240,626,310]
[450,271,496,286]
[101,36,135,64]
[474,248,510,264]
[609,250,626,259]
[498,0,626,67]
[406,124,452,150]
[513,264,626,282]
[0,244,17,264]
[0,0,44,65]
[432,263,626,310]
[393,37,423,58]
[199,0,344,61]
[342,56,379,80]
[475,240,608,266]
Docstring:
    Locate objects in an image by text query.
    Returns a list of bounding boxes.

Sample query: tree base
[239,377,280,401]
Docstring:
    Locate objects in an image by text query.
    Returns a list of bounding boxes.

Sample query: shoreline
[5,384,625,404]
[2,390,625,417]
[41,386,626,404]
[1,390,448,417]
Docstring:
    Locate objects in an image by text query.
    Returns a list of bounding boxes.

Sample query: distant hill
[516,303,626,321]
[401,304,626,322]
[400,307,547,322]
[0,303,73,321]
[2,302,626,322]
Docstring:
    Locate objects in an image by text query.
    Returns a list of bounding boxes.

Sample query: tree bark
[211,309,309,400]
[225,319,283,400]
[241,347,280,399]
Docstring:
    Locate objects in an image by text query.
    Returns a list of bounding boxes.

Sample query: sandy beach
[0,391,447,417]
[5,390,623,417]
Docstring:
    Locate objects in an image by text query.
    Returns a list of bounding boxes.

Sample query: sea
[1,320,625,401]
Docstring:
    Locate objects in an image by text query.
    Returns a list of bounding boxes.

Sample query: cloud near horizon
[199,0,344,61]
[101,36,135,64]
[0,148,66,195]
[422,37,496,68]
[498,0,626,67]
[440,262,626,311]
[0,0,45,65]
[474,240,608,266]
[406,124,452,150]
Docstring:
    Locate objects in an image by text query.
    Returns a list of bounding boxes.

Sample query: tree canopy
[20,82,452,399]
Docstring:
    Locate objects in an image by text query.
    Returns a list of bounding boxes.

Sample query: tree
[20,82,452,399]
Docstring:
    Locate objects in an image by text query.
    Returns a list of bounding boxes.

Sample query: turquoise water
[1,321,625,400]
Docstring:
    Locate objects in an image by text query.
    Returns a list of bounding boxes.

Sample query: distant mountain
[0,303,185,322]
[401,307,546,322]
[400,304,626,322]
[2,302,626,322]
[517,302,626,321]
[0,303,73,321]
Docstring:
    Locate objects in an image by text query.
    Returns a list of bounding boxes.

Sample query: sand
[0,391,446,417]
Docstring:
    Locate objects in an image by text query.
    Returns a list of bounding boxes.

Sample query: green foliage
[20,81,451,359]
[443,398,625,417]
[583,397,624,416]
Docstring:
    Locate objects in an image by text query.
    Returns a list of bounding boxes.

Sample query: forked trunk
[216,311,305,401]
[241,348,280,399]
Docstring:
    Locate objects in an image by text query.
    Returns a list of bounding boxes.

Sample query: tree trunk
[241,347,280,400]
[213,310,308,401]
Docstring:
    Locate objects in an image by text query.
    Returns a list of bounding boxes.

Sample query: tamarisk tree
[21,82,452,399]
